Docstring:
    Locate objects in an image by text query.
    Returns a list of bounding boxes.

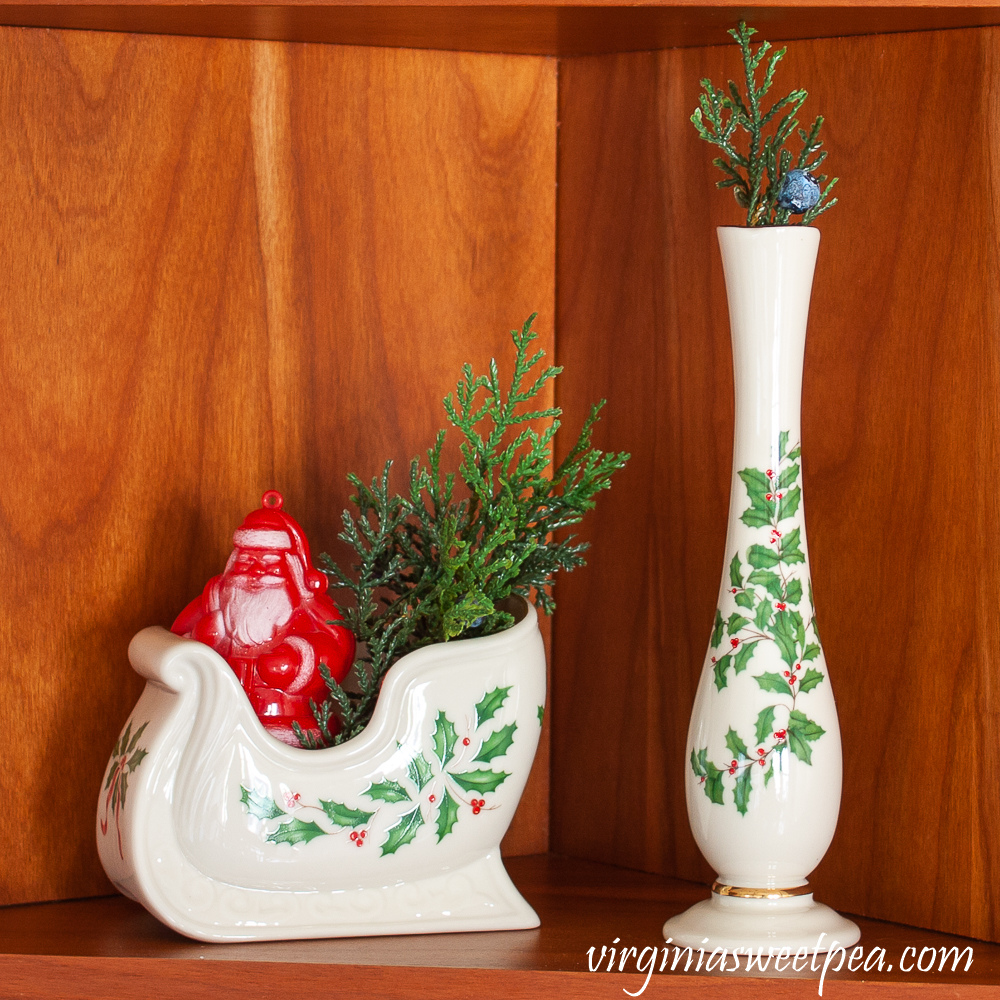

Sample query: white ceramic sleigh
[96,598,545,942]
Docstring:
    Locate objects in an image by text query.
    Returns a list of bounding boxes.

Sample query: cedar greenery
[295,315,629,748]
[692,22,838,226]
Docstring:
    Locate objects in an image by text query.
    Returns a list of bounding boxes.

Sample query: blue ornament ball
[776,169,821,214]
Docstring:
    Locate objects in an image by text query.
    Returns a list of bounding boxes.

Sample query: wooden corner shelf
[1,855,996,998]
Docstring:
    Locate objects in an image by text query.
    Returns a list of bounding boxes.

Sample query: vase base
[662,892,859,954]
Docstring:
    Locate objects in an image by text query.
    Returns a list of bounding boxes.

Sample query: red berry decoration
[766,493,773,501]
[728,767,736,775]
[795,663,801,671]
[789,675,796,684]
[356,838,364,847]
[360,830,367,838]
[462,737,471,746]
[776,602,786,611]
[759,758,767,767]
[732,588,738,594]
[731,760,737,767]
[731,638,739,648]
[429,794,436,802]
[766,469,773,478]
[350,832,358,841]
[757,748,765,756]
[472,805,481,815]
[784,670,790,677]
[777,492,783,499]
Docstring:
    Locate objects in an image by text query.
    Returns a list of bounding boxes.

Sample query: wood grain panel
[4,6,1000,58]
[553,27,1000,941]
[0,25,555,905]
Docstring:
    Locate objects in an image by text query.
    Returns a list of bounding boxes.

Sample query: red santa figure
[172,490,355,747]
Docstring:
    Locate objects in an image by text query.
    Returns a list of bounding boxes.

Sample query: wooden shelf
[0,2,998,54]
[1,856,997,998]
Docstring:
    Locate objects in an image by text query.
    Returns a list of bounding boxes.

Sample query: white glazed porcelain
[97,599,545,942]
[663,227,859,952]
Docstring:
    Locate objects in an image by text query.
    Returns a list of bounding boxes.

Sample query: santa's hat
[232,491,328,595]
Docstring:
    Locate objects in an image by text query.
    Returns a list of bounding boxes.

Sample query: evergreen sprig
[298,315,629,748]
[692,22,838,226]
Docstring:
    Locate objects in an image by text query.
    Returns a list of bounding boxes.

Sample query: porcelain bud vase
[663,227,859,953]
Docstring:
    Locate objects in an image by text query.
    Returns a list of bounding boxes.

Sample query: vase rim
[716,225,819,231]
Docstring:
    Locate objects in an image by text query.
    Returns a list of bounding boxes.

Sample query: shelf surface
[1,855,998,997]
[0,3,998,54]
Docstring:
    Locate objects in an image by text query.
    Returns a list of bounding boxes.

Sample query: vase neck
[717,227,820,466]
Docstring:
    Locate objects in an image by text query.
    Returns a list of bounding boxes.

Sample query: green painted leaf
[381,806,425,856]
[791,609,806,647]
[734,640,757,675]
[691,748,707,778]
[538,705,545,725]
[778,431,789,461]
[240,785,286,820]
[729,553,743,589]
[713,654,732,691]
[788,444,801,461]
[734,589,756,610]
[778,486,801,521]
[770,611,799,666]
[475,722,517,764]
[364,780,412,804]
[435,788,461,842]
[431,711,459,768]
[725,727,748,761]
[755,706,777,746]
[777,463,799,490]
[738,467,771,506]
[711,608,725,647]
[756,672,793,696]
[115,771,128,811]
[740,506,775,528]
[748,569,783,600]
[450,769,510,794]
[726,612,750,633]
[764,759,775,788]
[408,752,435,792]
[115,722,131,760]
[797,667,825,694]
[703,759,725,805]
[267,817,327,846]
[319,799,375,827]
[475,686,512,729]
[733,766,753,816]
[802,643,821,661]
[755,596,773,630]
[125,721,149,755]
[125,748,147,773]
[747,545,780,570]
[784,579,803,604]
[787,710,826,765]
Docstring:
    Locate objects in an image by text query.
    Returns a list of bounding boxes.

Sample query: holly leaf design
[729,553,743,589]
[764,759,775,788]
[779,528,805,565]
[770,611,799,666]
[748,569,783,600]
[791,609,806,647]
[779,486,801,521]
[381,806,424,856]
[784,579,804,605]
[691,748,707,778]
[364,779,412,803]
[125,721,149,755]
[435,788,461,842]
[267,817,327,846]
[725,727,748,761]
[711,608,725,647]
[733,766,753,816]
[240,785,286,820]
[727,612,750,633]
[797,667,825,694]
[432,711,459,768]
[735,589,756,610]
[741,505,775,529]
[777,463,800,490]
[754,596,773,631]
[713,653,733,691]
[408,751,435,792]
[738,468,776,527]
[734,639,757,675]
[538,705,545,725]
[788,443,801,461]
[319,799,375,827]
[747,545,780,570]
[756,672,793,696]
[755,706,777,746]
[125,748,148,774]
[787,710,826,764]
[474,722,517,764]
[450,769,510,794]
[114,721,131,761]
[802,642,821,661]
[778,430,790,461]
[702,757,725,805]
[476,686,511,729]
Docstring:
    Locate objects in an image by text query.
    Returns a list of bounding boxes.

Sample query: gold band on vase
[712,881,813,899]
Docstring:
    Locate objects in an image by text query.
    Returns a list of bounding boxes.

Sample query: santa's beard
[220,574,295,650]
